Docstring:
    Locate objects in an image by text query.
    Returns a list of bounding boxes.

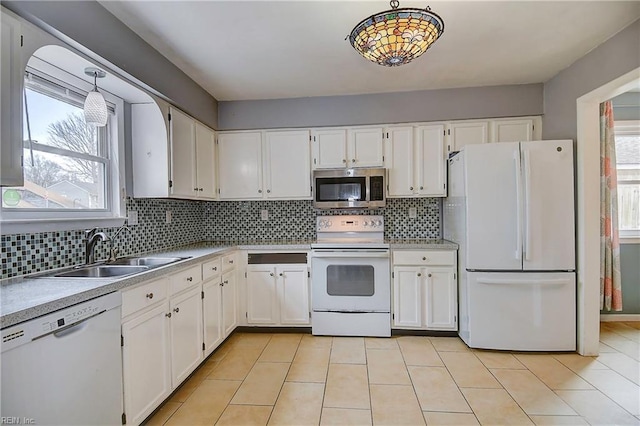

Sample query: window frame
[0,52,126,234]
[614,120,640,242]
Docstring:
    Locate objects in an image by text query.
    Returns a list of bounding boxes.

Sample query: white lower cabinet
[121,252,238,425]
[246,264,310,326]
[392,250,458,331]
[169,286,203,385]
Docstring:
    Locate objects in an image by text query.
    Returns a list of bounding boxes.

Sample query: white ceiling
[99,1,640,102]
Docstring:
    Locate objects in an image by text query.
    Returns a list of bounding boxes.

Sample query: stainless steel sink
[108,256,186,267]
[52,265,149,278]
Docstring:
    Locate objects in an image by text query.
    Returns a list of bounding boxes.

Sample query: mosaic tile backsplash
[2,197,440,279]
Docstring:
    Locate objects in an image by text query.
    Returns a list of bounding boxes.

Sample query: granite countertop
[1,238,456,329]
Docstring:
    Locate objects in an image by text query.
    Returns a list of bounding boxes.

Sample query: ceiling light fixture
[83,67,108,127]
[347,0,444,67]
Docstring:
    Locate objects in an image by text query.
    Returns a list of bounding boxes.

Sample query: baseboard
[600,314,640,322]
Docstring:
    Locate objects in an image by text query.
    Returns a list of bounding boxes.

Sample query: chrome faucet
[85,228,110,265]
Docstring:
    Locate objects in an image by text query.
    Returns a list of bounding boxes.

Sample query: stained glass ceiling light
[348,0,444,67]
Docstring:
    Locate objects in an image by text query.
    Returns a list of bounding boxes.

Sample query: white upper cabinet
[348,127,384,167]
[312,127,383,169]
[264,130,311,199]
[169,107,196,198]
[447,120,489,153]
[132,101,216,200]
[218,132,263,199]
[194,122,217,199]
[312,129,347,169]
[219,130,311,200]
[491,117,539,142]
[386,124,446,198]
[0,11,23,187]
[416,124,446,196]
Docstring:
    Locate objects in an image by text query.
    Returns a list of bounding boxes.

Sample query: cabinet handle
[417,273,422,277]
[224,280,229,284]
[212,266,217,271]
[173,307,180,313]
[186,276,193,282]
[428,273,432,277]
[270,273,274,277]
[422,257,427,261]
[279,273,283,277]
[220,282,224,287]
[410,187,413,191]
[166,312,172,318]
[420,186,423,190]
[199,188,203,191]
[352,159,356,163]
[146,293,154,299]
[342,159,346,163]
[267,189,271,193]
[258,189,262,193]
[194,187,198,191]
[229,260,234,264]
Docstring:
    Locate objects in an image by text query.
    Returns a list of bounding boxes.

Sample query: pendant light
[348,0,444,67]
[83,67,108,127]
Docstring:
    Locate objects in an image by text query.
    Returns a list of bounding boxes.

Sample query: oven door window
[316,177,366,202]
[326,265,375,296]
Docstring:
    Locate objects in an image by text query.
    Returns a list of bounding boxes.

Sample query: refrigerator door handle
[513,152,522,260]
[477,278,568,286]
[523,150,532,261]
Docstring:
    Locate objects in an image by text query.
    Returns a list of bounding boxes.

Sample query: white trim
[576,67,640,356]
[600,314,640,322]
[620,237,640,244]
[0,217,125,234]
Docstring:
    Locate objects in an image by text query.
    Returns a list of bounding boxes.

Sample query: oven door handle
[311,250,390,258]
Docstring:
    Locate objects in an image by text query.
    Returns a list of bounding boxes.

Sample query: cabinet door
[385,127,415,197]
[169,286,204,386]
[0,12,23,187]
[195,122,216,199]
[169,107,196,198]
[448,121,489,153]
[491,118,534,143]
[221,270,237,336]
[122,303,171,425]
[265,130,311,199]
[393,267,423,328]
[425,267,457,330]
[218,132,263,199]
[203,279,223,357]
[278,266,310,325]
[416,124,446,196]
[312,129,347,169]
[349,127,384,167]
[246,267,278,324]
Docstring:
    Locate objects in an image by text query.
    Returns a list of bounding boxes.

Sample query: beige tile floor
[145,322,640,425]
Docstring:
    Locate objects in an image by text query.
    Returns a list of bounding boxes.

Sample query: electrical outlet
[261,209,269,221]
[166,210,172,224]
[409,207,417,219]
[127,210,138,226]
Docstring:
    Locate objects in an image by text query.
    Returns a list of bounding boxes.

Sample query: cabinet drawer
[170,265,202,295]
[202,257,222,281]
[222,252,236,271]
[393,250,455,266]
[121,277,168,318]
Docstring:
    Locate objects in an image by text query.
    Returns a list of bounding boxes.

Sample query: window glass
[614,122,640,235]
[1,82,109,211]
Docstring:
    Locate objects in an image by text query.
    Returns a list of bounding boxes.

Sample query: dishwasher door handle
[33,309,107,341]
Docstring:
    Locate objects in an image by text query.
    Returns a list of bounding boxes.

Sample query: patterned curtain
[600,100,622,311]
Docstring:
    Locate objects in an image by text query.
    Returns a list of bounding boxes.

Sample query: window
[615,120,640,239]
[0,57,125,231]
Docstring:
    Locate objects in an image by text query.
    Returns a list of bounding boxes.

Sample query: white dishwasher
[1,291,123,425]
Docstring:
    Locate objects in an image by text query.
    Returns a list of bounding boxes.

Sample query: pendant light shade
[83,67,108,127]
[348,0,444,67]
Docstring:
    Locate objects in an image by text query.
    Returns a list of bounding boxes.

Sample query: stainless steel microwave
[313,168,386,209]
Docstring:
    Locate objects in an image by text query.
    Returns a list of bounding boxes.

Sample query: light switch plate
[127,210,138,226]
[409,207,417,219]
[261,209,269,221]
[166,210,172,224]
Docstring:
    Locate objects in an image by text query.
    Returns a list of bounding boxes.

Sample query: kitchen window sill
[1,217,126,235]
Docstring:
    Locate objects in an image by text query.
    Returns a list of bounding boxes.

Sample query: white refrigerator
[444,140,576,351]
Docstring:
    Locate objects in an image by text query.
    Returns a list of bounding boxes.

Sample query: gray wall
[542,19,640,141]
[2,0,218,129]
[218,84,543,130]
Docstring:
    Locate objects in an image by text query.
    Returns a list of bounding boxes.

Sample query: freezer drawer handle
[476,278,568,286]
